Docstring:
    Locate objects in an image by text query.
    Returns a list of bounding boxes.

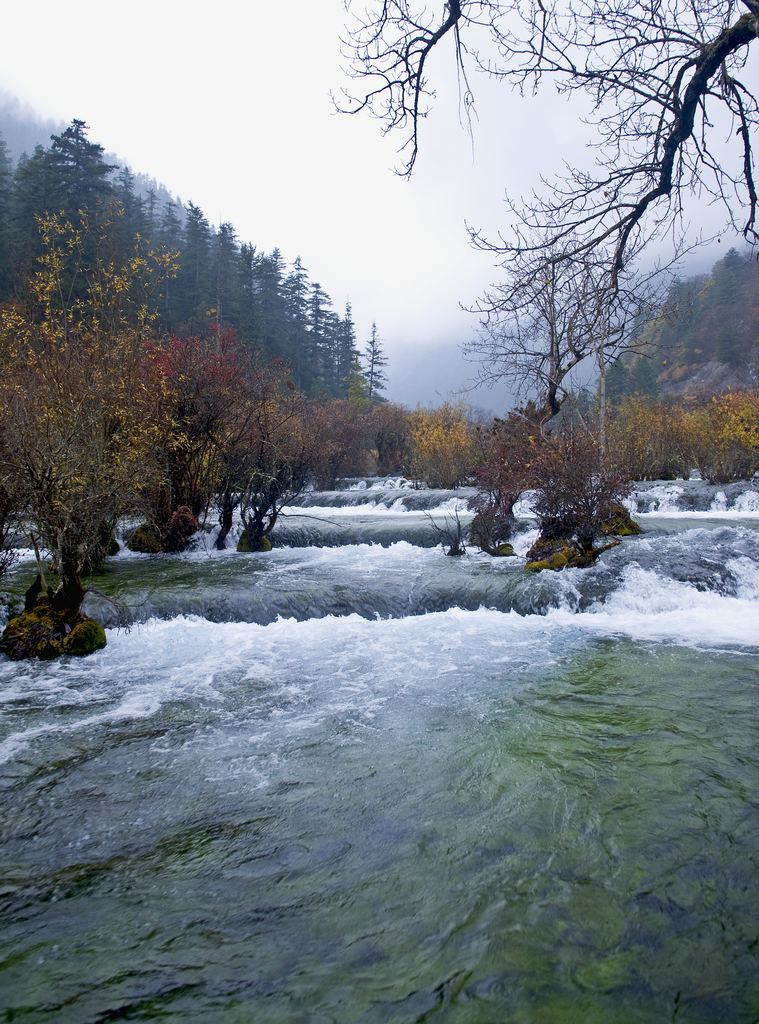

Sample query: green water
[1,616,758,1022]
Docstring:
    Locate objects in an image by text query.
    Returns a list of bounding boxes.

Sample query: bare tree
[463,240,663,421]
[340,1,759,284]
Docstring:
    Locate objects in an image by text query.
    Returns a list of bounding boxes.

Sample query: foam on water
[732,489,759,513]
[280,496,471,517]
[3,551,757,765]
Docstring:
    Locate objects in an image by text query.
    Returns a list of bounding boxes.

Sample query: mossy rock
[526,546,575,573]
[0,597,106,660]
[524,535,602,573]
[600,504,642,537]
[237,532,273,553]
[127,524,162,554]
[526,538,620,573]
[525,536,570,564]
[106,537,121,556]
[493,543,515,557]
[62,619,107,656]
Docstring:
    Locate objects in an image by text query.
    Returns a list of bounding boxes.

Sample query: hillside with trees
[0,117,381,400]
[607,249,759,403]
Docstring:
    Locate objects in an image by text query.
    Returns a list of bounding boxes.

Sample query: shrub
[526,429,633,570]
[685,391,759,483]
[609,397,691,480]
[407,403,477,488]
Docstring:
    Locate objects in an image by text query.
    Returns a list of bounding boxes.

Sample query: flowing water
[1,480,759,1023]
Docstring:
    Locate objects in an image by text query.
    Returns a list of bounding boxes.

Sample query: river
[1,479,758,1022]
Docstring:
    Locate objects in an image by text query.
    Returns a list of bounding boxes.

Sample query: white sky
[0,1,753,408]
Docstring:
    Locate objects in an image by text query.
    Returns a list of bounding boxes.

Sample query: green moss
[494,543,515,557]
[0,598,106,660]
[525,542,606,573]
[127,524,161,554]
[62,619,107,656]
[237,531,273,553]
[600,504,642,537]
[526,547,574,573]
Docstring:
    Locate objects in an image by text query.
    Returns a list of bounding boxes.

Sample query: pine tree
[347,353,369,403]
[158,200,184,324]
[257,248,288,357]
[144,187,159,242]
[47,119,115,219]
[283,256,311,389]
[335,301,359,397]
[605,358,630,404]
[308,281,334,394]
[112,166,147,257]
[364,321,388,400]
[237,242,261,349]
[631,357,658,398]
[212,221,239,329]
[0,134,13,297]
[176,201,212,332]
[11,145,59,272]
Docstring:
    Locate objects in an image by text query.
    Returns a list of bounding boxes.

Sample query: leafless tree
[463,239,663,421]
[340,1,759,285]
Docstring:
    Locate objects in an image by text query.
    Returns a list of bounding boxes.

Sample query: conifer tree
[158,200,184,323]
[12,145,60,271]
[605,359,630,404]
[0,135,13,296]
[113,167,147,257]
[257,248,288,357]
[212,222,239,329]
[237,242,261,348]
[308,281,334,394]
[631,358,658,398]
[347,352,369,403]
[283,256,311,388]
[364,321,388,400]
[335,301,359,397]
[47,119,115,219]
[177,201,212,332]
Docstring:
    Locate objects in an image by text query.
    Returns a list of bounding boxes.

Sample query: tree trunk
[216,492,235,550]
[598,349,607,458]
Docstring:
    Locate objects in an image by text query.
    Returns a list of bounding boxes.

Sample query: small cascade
[628,479,759,513]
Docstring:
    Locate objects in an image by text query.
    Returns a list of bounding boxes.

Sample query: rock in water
[600,504,642,537]
[127,524,162,553]
[237,532,273,552]
[0,597,106,660]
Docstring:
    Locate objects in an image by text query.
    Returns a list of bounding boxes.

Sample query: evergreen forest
[0,119,371,400]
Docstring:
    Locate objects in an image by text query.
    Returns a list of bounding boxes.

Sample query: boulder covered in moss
[494,543,515,557]
[524,536,617,573]
[127,523,162,554]
[600,504,641,537]
[237,531,273,553]
[525,542,587,573]
[0,596,106,660]
[106,536,121,556]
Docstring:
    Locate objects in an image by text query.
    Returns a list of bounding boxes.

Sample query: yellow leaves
[684,391,759,482]
[408,403,476,488]
[612,392,759,484]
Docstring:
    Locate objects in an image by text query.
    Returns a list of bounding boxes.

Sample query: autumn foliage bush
[0,215,166,619]
[407,403,477,488]
[469,405,543,551]
[608,392,759,484]
[683,391,759,483]
[608,396,692,480]
[529,431,632,554]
